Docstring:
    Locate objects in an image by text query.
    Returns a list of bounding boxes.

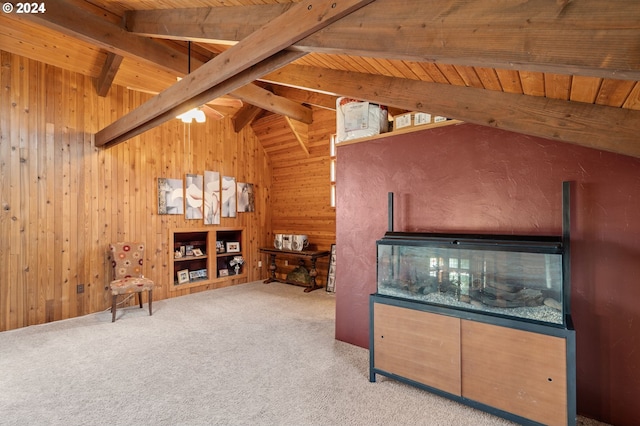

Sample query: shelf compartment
[169,227,246,291]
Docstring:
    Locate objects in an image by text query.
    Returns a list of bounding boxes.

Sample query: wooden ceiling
[1,0,639,157]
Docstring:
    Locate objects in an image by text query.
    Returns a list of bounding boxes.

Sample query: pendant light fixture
[176,41,206,124]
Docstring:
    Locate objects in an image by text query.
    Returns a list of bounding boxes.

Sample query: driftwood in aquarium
[394,275,559,311]
[482,283,545,308]
[487,280,523,293]
[399,276,439,295]
[544,297,562,311]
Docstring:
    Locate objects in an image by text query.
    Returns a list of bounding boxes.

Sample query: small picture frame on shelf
[192,248,203,257]
[185,245,194,256]
[219,269,229,277]
[226,241,240,253]
[189,269,207,280]
[216,241,225,253]
[177,269,190,284]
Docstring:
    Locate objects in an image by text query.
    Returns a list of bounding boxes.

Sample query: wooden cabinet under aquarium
[370,231,576,426]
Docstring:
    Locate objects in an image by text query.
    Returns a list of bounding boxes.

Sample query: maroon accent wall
[335,123,640,425]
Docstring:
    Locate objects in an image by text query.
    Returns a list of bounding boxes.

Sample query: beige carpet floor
[0,281,607,426]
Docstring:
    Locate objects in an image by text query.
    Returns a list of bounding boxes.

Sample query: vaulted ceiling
[1,0,639,157]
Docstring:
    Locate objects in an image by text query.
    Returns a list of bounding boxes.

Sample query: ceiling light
[177,108,205,124]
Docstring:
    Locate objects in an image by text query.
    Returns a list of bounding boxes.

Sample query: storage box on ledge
[393,112,448,131]
[336,97,389,143]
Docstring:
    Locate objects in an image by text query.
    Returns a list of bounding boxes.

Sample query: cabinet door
[461,320,568,426]
[373,303,461,396]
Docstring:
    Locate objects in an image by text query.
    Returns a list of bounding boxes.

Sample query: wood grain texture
[0,10,312,127]
[461,320,568,425]
[373,303,462,396]
[252,108,336,285]
[263,64,640,158]
[0,51,270,331]
[94,0,374,146]
[96,53,123,97]
[126,0,640,79]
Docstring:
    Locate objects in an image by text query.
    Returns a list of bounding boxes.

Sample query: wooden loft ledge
[336,119,464,147]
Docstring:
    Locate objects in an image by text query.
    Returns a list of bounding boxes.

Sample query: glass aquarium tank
[376,232,568,326]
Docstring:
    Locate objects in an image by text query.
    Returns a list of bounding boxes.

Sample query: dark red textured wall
[335,123,640,425]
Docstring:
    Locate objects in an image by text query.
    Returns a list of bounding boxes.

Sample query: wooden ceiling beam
[232,84,313,124]
[95,0,374,147]
[125,0,640,81]
[95,52,123,97]
[124,3,290,45]
[284,117,310,157]
[233,104,264,133]
[96,50,306,148]
[272,86,338,110]
[13,0,189,75]
[10,0,310,124]
[261,65,640,158]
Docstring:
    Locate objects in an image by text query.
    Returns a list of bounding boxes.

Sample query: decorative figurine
[229,256,245,275]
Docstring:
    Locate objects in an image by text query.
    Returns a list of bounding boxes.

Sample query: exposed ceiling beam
[284,117,310,157]
[13,0,188,74]
[96,50,306,148]
[95,0,375,147]
[124,3,287,43]
[10,0,310,122]
[272,86,338,110]
[231,83,313,124]
[233,104,264,133]
[95,52,123,97]
[261,65,640,158]
[125,0,640,81]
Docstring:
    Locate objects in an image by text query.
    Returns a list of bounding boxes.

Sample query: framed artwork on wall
[222,176,237,218]
[237,182,255,212]
[185,174,204,219]
[204,170,220,225]
[157,178,184,215]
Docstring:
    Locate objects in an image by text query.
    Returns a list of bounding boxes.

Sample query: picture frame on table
[177,269,190,284]
[226,242,241,253]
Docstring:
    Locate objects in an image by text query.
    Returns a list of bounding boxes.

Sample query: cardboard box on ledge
[393,112,448,131]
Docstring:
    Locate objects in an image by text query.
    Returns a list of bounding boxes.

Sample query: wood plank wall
[0,51,271,331]
[251,109,337,286]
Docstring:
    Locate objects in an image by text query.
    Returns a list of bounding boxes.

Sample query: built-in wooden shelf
[169,227,246,291]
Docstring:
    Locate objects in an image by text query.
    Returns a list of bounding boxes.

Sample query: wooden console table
[259,247,331,292]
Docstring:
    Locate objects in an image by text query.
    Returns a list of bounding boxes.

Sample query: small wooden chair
[109,242,155,322]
